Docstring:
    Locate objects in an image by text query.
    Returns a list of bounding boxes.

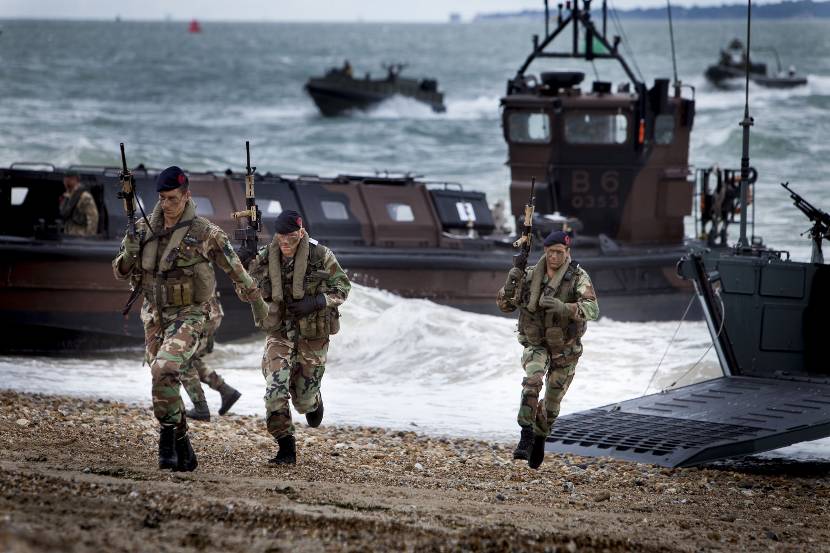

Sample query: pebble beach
[1,391,828,552]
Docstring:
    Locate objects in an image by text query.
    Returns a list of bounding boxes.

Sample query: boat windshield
[507,112,551,143]
[564,112,628,145]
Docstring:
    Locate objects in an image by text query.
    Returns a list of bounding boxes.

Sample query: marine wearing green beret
[497,230,599,469]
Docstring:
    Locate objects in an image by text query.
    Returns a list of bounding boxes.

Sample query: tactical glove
[539,295,571,320]
[286,293,327,318]
[123,234,140,259]
[251,297,270,327]
[502,267,524,296]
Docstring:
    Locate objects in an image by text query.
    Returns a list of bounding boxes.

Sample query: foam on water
[357,94,501,121]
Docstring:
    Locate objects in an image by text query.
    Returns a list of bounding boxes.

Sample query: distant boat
[188,19,202,33]
[704,38,807,89]
[305,62,446,116]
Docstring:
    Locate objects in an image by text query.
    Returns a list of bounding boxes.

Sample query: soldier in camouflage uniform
[180,294,243,421]
[248,210,350,465]
[113,166,269,472]
[497,230,599,469]
[59,170,99,237]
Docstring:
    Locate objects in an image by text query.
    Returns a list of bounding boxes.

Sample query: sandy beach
[0,390,828,552]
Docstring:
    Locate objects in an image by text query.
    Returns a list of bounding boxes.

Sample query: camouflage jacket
[60,188,99,237]
[248,233,350,337]
[497,255,599,350]
[112,199,262,318]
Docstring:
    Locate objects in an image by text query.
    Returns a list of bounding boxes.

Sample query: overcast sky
[0,0,779,22]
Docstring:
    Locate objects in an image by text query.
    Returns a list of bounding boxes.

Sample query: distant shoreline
[475,0,830,21]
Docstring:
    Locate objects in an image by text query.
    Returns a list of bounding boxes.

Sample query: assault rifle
[117,143,142,315]
[510,176,536,302]
[117,142,137,240]
[232,141,262,265]
[782,182,830,264]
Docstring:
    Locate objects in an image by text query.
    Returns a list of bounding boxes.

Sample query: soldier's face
[63,175,79,192]
[158,188,190,221]
[545,244,569,271]
[276,228,304,257]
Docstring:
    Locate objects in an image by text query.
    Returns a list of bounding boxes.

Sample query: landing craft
[304,62,446,116]
[545,0,829,467]
[704,38,807,89]
[498,0,727,319]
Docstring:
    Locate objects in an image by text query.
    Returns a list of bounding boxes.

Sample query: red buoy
[188,19,202,33]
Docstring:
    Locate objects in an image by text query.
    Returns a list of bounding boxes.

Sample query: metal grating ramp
[546,376,830,467]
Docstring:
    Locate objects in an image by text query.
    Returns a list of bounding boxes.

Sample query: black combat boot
[186,401,210,422]
[174,433,198,472]
[512,426,534,461]
[158,425,178,470]
[528,434,547,469]
[217,383,241,416]
[268,435,297,465]
[305,397,324,428]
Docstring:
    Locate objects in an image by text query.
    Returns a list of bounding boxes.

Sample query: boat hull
[0,236,698,352]
[305,75,445,116]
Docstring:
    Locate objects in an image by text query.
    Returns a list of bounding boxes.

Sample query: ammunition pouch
[146,279,194,307]
[544,327,566,350]
[297,307,340,340]
[518,310,544,346]
[144,262,214,308]
[519,307,585,351]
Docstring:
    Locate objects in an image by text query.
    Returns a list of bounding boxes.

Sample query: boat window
[508,112,551,143]
[386,203,415,222]
[564,112,628,144]
[456,201,476,222]
[655,114,675,145]
[321,200,349,220]
[266,200,282,215]
[192,196,214,216]
[11,187,28,206]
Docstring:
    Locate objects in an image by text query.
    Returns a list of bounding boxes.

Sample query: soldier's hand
[286,293,326,318]
[503,267,524,296]
[123,234,140,259]
[251,297,270,326]
[539,295,571,319]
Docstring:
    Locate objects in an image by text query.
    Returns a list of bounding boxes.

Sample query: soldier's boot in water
[186,401,210,422]
[268,435,297,465]
[217,383,241,416]
[174,433,198,472]
[528,434,547,469]
[158,425,178,470]
[512,426,534,461]
[305,396,324,428]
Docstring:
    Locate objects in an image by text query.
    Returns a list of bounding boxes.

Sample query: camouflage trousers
[141,301,206,428]
[261,325,328,439]
[181,298,224,405]
[517,344,579,437]
[181,353,225,405]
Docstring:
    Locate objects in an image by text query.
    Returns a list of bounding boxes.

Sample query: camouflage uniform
[113,199,263,431]
[180,294,227,405]
[59,186,99,236]
[248,234,350,440]
[498,255,599,437]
